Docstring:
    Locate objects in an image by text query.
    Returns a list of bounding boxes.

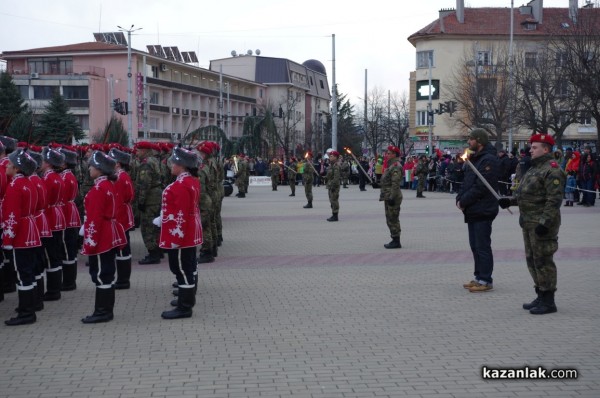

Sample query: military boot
[81,287,115,323]
[238,192,246,198]
[327,213,338,222]
[5,289,36,326]
[384,237,401,249]
[2,260,17,293]
[529,290,557,315]
[138,249,161,265]
[114,257,132,290]
[43,268,62,301]
[197,249,214,264]
[60,262,77,291]
[522,287,541,310]
[162,286,194,319]
[303,201,313,209]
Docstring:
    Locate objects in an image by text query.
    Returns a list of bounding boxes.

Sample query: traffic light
[121,101,128,116]
[425,145,430,155]
[112,98,128,115]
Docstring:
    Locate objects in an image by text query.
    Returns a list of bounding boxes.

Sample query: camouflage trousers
[303,176,313,202]
[417,176,426,195]
[271,175,279,190]
[289,176,296,195]
[215,189,224,238]
[384,201,402,238]
[200,205,214,251]
[328,186,340,214]
[140,203,161,252]
[522,227,558,292]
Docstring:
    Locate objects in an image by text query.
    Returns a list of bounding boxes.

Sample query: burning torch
[303,152,320,176]
[460,149,512,214]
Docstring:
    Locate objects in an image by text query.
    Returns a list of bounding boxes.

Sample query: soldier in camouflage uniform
[415,155,428,198]
[77,145,97,220]
[379,145,404,248]
[340,156,350,188]
[269,158,281,191]
[212,144,225,245]
[234,154,248,198]
[499,133,566,315]
[196,143,215,263]
[134,142,163,264]
[302,152,314,208]
[326,151,341,221]
[287,157,298,197]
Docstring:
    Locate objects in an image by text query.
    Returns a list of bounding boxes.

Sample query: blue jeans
[467,220,494,284]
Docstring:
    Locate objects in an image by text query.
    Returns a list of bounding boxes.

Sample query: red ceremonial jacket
[114,169,135,231]
[81,176,126,255]
[60,169,82,228]
[0,157,9,224]
[42,169,66,231]
[159,172,202,249]
[2,174,41,249]
[30,174,52,238]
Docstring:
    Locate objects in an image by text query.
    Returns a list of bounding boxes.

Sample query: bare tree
[387,91,410,153]
[447,44,512,147]
[547,5,600,149]
[358,86,388,155]
[271,88,303,158]
[512,44,581,147]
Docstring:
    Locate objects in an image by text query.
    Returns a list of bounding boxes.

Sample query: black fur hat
[8,149,37,176]
[108,147,131,166]
[42,146,66,167]
[88,151,116,175]
[170,146,199,170]
[29,151,43,170]
[59,148,78,167]
[0,136,17,154]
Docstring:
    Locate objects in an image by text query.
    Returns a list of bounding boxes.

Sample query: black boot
[238,192,246,198]
[162,286,194,319]
[0,266,4,303]
[81,287,115,323]
[5,289,37,326]
[197,249,214,264]
[60,262,77,291]
[138,249,161,265]
[303,201,313,209]
[289,193,295,196]
[35,276,45,311]
[384,237,401,249]
[212,244,218,258]
[218,235,223,246]
[2,261,17,293]
[522,287,541,310]
[529,290,557,315]
[114,258,132,290]
[327,213,338,222]
[43,269,62,301]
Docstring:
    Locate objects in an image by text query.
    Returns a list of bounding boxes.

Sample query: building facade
[408,0,598,154]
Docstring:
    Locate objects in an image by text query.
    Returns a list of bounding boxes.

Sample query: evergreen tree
[34,93,84,145]
[94,116,129,146]
[0,71,28,132]
[6,111,35,142]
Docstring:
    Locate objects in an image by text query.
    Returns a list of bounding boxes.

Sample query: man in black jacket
[456,129,500,293]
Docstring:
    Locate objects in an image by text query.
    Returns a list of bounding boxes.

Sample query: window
[580,112,592,126]
[63,86,88,99]
[319,80,324,89]
[27,57,72,74]
[150,65,159,78]
[555,80,569,98]
[309,76,314,85]
[555,51,568,68]
[33,86,59,99]
[259,88,263,98]
[477,51,491,66]
[525,52,537,67]
[18,85,29,99]
[150,91,160,104]
[148,117,160,130]
[74,115,89,130]
[416,110,431,126]
[477,78,497,97]
[417,51,434,69]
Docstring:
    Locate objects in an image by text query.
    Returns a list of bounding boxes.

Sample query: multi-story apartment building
[210,55,332,155]
[408,0,598,153]
[2,38,331,153]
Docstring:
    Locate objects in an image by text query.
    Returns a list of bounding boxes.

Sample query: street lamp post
[118,24,142,147]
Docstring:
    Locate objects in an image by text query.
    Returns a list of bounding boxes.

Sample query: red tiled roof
[2,41,128,56]
[408,7,600,45]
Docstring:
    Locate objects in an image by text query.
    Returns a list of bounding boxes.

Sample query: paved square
[1,184,598,397]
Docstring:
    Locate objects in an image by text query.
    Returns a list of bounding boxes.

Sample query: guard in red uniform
[59,147,82,291]
[40,146,67,301]
[80,151,126,324]
[156,146,202,319]
[3,149,42,326]
[28,150,51,312]
[108,147,135,290]
[0,136,18,298]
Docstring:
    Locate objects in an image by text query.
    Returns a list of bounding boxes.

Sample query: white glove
[79,225,85,236]
[152,216,162,227]
[2,245,13,250]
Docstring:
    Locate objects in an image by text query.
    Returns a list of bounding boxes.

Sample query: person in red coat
[156,146,202,319]
[40,146,67,301]
[80,151,126,324]
[0,136,18,299]
[58,148,82,291]
[108,147,135,290]
[3,149,41,326]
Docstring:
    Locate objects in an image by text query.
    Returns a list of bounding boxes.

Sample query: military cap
[42,146,66,167]
[468,128,489,145]
[529,133,555,147]
[387,145,401,156]
[108,147,132,165]
[197,142,213,155]
[88,150,116,175]
[135,141,155,150]
[170,146,199,169]
[8,148,38,176]
[329,150,340,158]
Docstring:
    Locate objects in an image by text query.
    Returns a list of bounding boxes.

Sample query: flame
[304,152,309,159]
[460,149,471,161]
[345,147,352,154]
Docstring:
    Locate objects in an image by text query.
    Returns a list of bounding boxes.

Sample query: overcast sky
[0,0,576,104]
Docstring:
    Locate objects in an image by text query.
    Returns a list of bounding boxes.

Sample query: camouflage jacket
[270,162,281,177]
[514,153,565,230]
[380,157,403,202]
[416,161,428,177]
[198,164,213,210]
[135,155,163,206]
[326,161,340,190]
[288,161,297,179]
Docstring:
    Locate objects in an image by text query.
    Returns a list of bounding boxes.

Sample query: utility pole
[427,53,433,156]
[331,34,338,151]
[118,24,142,147]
